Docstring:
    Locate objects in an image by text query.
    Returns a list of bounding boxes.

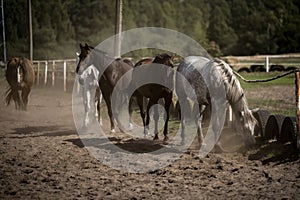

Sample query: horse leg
[162,93,172,141]
[83,89,91,127]
[195,104,206,146]
[179,98,188,145]
[102,91,115,133]
[11,89,20,110]
[153,102,159,140]
[136,94,147,136]
[95,87,102,126]
[146,98,158,140]
[21,88,31,111]
[128,96,134,130]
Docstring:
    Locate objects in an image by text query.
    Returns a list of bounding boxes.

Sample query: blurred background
[1,0,300,60]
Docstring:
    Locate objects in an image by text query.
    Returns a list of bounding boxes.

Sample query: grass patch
[248,98,295,116]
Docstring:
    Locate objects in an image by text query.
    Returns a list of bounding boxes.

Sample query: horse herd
[5,43,258,152]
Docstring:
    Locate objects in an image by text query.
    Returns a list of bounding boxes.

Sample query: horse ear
[80,43,83,48]
[251,108,260,114]
[85,43,89,48]
[157,54,163,59]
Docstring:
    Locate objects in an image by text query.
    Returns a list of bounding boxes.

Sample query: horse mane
[214,58,256,125]
[214,58,245,106]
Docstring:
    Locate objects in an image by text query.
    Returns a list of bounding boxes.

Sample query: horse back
[134,57,153,68]
[6,57,35,88]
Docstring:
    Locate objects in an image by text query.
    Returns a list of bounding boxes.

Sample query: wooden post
[52,61,55,86]
[63,61,67,92]
[44,61,48,85]
[265,56,269,73]
[295,72,300,149]
[37,62,40,85]
[114,0,122,57]
[28,0,33,61]
[228,105,233,128]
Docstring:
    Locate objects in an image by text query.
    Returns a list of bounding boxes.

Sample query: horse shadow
[10,125,76,138]
[248,138,299,165]
[65,136,180,154]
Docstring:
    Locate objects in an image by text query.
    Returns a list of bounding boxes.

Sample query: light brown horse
[5,57,35,110]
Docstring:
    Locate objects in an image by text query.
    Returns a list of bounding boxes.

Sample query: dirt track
[0,78,299,199]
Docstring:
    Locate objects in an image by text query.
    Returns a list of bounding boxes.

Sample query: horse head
[153,53,174,68]
[76,43,94,75]
[233,99,258,147]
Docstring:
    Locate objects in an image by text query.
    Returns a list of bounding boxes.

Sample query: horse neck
[232,95,256,129]
[216,58,255,127]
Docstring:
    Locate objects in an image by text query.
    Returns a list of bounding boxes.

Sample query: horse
[75,43,134,133]
[132,53,175,141]
[176,56,257,150]
[5,57,35,110]
[76,59,103,127]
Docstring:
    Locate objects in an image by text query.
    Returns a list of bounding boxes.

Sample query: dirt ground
[0,78,299,199]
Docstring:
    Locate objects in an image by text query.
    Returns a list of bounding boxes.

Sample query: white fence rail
[222,53,300,72]
[32,53,300,91]
[32,59,76,92]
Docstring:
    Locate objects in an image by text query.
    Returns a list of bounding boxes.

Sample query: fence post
[52,61,55,86]
[37,61,40,85]
[63,61,67,92]
[44,61,48,85]
[295,72,300,149]
[227,105,233,128]
[265,56,269,72]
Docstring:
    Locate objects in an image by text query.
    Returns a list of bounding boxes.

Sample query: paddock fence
[31,55,300,148]
[32,59,76,92]
[222,53,300,73]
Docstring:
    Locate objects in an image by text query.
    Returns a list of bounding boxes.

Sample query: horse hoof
[181,140,185,145]
[128,123,133,131]
[144,130,149,137]
[153,135,159,140]
[212,143,226,153]
[163,136,169,141]
[110,129,116,133]
[120,128,126,133]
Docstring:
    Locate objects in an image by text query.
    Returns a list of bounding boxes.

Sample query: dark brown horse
[76,43,134,132]
[132,53,175,141]
[5,57,35,110]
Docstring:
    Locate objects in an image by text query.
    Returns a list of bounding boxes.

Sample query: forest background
[3,0,300,60]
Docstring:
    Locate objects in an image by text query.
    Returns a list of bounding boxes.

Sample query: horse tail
[5,87,13,106]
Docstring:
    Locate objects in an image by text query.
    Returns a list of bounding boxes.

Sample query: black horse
[132,53,175,141]
[76,43,134,133]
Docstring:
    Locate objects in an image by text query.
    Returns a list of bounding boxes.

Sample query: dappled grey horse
[176,56,257,150]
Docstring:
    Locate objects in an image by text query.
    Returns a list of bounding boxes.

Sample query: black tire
[250,65,265,72]
[270,65,285,72]
[237,67,251,73]
[253,109,270,138]
[280,116,297,143]
[285,66,297,71]
[265,114,286,141]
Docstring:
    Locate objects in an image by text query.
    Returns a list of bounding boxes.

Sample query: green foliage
[1,0,300,60]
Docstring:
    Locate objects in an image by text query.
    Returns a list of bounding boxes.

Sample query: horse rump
[5,57,34,110]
